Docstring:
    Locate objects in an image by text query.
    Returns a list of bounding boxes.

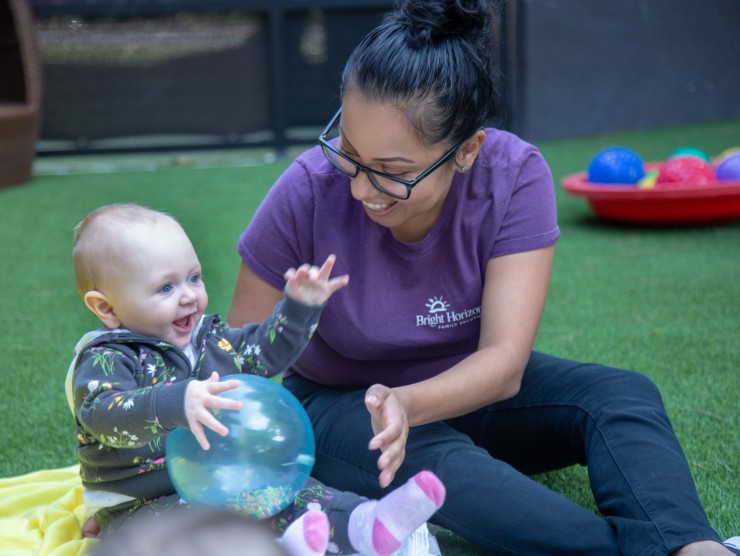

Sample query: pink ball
[655,156,716,187]
[715,153,740,182]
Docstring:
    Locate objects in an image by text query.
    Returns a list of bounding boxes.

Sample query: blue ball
[587,147,645,185]
[166,375,315,519]
[716,153,740,181]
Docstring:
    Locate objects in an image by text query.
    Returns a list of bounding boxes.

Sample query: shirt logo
[416,295,481,329]
[426,296,450,314]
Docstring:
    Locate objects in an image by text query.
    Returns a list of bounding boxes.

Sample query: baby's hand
[184,372,242,450]
[283,254,349,307]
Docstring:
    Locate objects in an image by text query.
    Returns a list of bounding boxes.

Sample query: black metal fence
[31,0,510,155]
[25,0,740,156]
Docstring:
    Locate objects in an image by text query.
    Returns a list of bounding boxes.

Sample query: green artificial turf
[1,119,737,554]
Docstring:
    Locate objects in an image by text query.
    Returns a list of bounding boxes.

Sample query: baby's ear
[83,291,121,329]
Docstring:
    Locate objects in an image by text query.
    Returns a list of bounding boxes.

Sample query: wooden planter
[0,0,43,189]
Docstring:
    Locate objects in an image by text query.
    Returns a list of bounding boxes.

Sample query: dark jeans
[284,352,721,556]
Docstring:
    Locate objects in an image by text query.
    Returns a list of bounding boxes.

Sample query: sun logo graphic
[426,296,450,314]
[417,295,481,329]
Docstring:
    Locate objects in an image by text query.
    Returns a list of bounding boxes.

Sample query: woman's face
[339,91,459,243]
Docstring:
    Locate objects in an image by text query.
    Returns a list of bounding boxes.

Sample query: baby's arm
[74,347,241,451]
[283,254,349,307]
[186,258,349,446]
[73,345,190,448]
[218,255,348,378]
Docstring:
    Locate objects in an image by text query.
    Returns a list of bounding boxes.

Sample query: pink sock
[348,471,446,556]
[278,509,329,556]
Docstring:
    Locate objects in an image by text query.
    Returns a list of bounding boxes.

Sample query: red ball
[655,156,716,187]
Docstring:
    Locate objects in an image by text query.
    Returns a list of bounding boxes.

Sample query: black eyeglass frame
[318,108,462,200]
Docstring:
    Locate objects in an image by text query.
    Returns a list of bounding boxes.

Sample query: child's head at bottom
[91,506,288,556]
[73,203,208,349]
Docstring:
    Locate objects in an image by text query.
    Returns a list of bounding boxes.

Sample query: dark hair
[340,0,500,146]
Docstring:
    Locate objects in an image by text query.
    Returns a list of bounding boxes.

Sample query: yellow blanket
[0,466,97,556]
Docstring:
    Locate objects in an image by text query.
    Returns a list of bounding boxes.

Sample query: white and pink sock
[278,509,330,556]
[348,470,446,556]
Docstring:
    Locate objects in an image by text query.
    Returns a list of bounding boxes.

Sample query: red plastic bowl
[562,165,740,225]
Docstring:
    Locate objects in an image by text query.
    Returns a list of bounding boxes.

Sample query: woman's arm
[402,245,554,422]
[366,245,555,486]
[227,261,285,327]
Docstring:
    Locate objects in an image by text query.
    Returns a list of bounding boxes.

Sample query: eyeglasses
[318,109,461,200]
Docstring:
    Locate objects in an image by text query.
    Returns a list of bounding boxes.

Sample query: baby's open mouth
[173,316,191,330]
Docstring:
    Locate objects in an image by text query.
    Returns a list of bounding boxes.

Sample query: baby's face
[103,219,208,349]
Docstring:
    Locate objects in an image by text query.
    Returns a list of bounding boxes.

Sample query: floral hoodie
[66,294,322,501]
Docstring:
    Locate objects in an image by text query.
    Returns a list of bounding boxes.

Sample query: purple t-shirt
[238,128,560,387]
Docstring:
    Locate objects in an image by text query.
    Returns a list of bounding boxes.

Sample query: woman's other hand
[365,384,409,488]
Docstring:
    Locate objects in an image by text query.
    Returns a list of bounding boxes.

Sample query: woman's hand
[365,384,409,488]
[184,372,243,450]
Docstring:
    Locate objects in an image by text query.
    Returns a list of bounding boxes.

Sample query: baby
[67,203,445,555]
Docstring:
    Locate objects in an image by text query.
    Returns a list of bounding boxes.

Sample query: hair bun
[396,0,494,48]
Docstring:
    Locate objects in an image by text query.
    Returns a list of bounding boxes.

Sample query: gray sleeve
[217,293,323,378]
[73,346,191,448]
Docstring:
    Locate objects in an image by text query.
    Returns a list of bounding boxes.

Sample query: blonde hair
[72,203,178,297]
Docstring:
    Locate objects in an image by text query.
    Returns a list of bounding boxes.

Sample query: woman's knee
[544,361,670,428]
[527,352,663,404]
[605,368,664,406]
[581,367,674,437]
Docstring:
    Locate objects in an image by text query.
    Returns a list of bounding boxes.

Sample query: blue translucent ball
[587,147,645,185]
[166,374,315,519]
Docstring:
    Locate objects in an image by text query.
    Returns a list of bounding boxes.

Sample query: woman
[228,1,733,554]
